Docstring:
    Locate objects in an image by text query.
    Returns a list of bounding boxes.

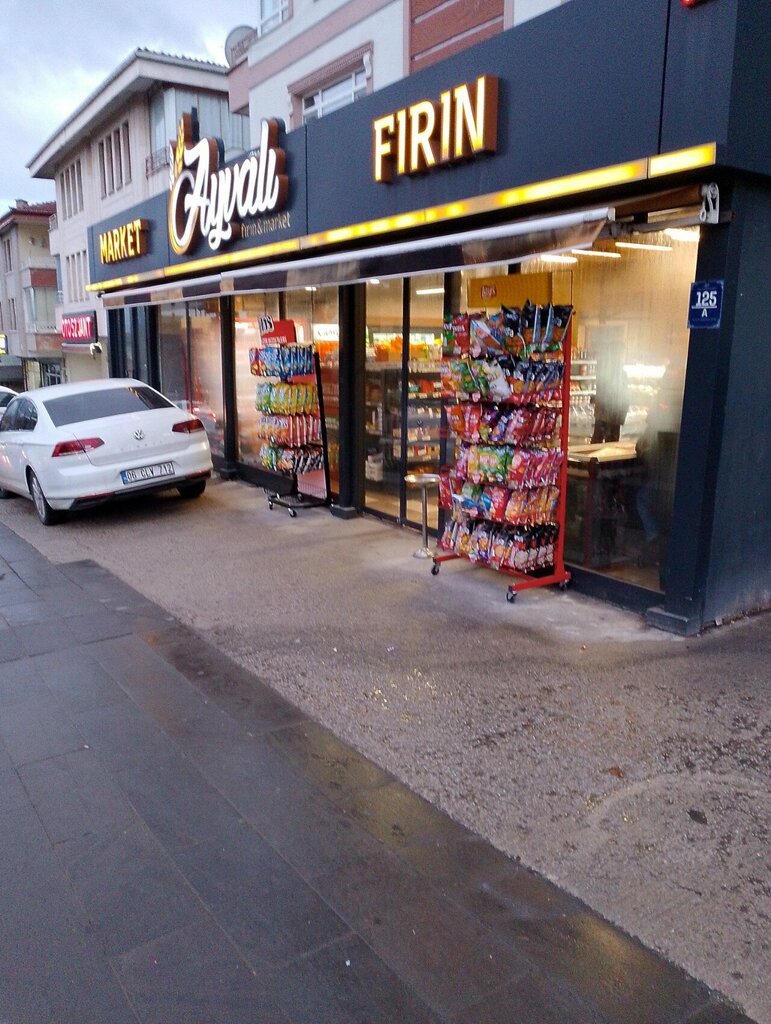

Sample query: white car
[0,378,212,525]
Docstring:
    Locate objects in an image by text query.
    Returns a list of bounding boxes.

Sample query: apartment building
[226,0,571,140]
[27,49,248,383]
[0,201,58,391]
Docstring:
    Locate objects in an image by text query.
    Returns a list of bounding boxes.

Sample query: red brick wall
[409,0,504,73]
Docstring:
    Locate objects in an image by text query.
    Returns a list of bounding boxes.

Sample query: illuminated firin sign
[60,312,96,342]
[373,75,499,183]
[168,111,289,256]
[99,219,148,264]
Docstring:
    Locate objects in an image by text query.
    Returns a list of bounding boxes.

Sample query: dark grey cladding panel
[660,0,738,157]
[305,0,668,235]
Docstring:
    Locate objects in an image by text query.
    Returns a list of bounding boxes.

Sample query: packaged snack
[478,406,499,443]
[505,490,526,523]
[550,305,573,350]
[464,404,482,442]
[501,306,525,356]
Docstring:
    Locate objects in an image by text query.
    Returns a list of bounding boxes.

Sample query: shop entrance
[363,276,444,528]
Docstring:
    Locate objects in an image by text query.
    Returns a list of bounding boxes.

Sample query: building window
[58,159,84,220]
[9,298,17,331]
[98,121,131,196]
[40,361,63,387]
[258,0,289,36]
[302,66,368,123]
[2,238,12,272]
[0,303,4,330]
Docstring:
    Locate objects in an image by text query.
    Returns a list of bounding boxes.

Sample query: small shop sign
[60,312,97,342]
[688,280,724,329]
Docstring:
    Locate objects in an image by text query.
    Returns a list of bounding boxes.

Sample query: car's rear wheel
[28,471,63,526]
[177,479,206,499]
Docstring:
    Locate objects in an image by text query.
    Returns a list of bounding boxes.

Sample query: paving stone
[0,698,86,766]
[173,826,350,970]
[72,699,175,771]
[451,970,606,1024]
[267,719,394,804]
[64,817,203,957]
[473,910,712,1024]
[312,851,530,1018]
[267,933,443,1024]
[339,778,474,851]
[113,920,291,1024]
[31,648,131,714]
[116,749,246,855]
[195,738,387,878]
[18,747,136,846]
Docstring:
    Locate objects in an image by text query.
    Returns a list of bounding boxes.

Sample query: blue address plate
[121,461,174,485]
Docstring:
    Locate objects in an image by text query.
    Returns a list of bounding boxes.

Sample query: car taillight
[51,437,105,457]
[172,418,205,434]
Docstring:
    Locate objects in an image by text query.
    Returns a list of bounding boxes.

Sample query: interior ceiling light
[304,285,317,292]
[571,248,621,259]
[664,227,700,242]
[415,287,445,294]
[368,278,381,284]
[615,241,672,252]
[539,254,578,264]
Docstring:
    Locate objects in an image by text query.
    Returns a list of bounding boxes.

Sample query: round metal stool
[404,472,441,558]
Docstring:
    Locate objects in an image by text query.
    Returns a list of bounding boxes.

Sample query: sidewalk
[0,527,753,1023]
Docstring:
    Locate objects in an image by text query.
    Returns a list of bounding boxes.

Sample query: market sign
[688,280,724,329]
[168,111,289,256]
[60,311,97,342]
[99,219,148,264]
[373,74,498,183]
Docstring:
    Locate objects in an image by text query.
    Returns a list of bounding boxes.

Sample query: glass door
[364,279,404,518]
[404,275,444,530]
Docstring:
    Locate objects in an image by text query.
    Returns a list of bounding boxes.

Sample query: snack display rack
[432,304,573,602]
[248,318,331,517]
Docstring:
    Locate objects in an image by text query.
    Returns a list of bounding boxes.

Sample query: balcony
[49,212,58,232]
[30,321,58,335]
[146,148,170,177]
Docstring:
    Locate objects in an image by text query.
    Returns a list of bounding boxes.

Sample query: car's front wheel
[177,479,206,499]
[28,471,63,526]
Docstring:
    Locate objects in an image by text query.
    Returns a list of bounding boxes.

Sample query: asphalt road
[1,477,768,1022]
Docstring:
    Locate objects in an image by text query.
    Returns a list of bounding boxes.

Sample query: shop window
[233,294,281,470]
[188,299,225,459]
[468,229,698,591]
[158,302,189,408]
[285,287,340,495]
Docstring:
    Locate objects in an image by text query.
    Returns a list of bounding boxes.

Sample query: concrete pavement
[0,477,768,1021]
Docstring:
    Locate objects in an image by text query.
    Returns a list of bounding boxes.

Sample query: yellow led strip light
[87,143,716,293]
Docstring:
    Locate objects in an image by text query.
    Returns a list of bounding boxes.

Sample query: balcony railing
[146,148,170,176]
[30,322,58,335]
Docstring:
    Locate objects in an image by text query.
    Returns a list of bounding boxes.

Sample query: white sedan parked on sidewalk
[0,379,212,525]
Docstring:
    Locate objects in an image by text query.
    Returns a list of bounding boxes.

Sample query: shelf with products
[248,318,331,515]
[432,303,573,600]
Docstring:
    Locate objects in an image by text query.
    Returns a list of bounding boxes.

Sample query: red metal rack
[431,316,573,603]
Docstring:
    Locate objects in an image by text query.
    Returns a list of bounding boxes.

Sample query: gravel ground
[2,477,768,1021]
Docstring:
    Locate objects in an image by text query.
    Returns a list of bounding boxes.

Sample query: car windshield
[43,386,173,427]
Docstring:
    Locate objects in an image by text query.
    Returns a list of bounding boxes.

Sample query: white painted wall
[245,1,404,139]
[504,0,572,29]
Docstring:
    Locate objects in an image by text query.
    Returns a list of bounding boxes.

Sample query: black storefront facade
[88,0,770,635]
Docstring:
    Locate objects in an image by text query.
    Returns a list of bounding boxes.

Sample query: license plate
[121,461,174,484]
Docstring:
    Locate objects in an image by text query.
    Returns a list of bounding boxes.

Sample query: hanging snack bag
[463,404,483,442]
[550,305,574,351]
[478,406,499,443]
[448,403,466,436]
[520,302,541,357]
[501,305,525,356]
[482,360,512,402]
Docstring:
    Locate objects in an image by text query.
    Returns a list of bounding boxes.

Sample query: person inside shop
[634,359,683,569]
[591,331,630,444]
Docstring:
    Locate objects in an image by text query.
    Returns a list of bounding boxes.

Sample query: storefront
[88,0,770,634]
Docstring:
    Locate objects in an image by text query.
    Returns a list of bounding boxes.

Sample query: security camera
[89,341,103,357]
